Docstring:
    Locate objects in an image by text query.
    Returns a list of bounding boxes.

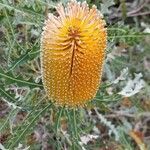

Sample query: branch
[128,0,148,15]
[105,111,150,118]
[128,11,150,17]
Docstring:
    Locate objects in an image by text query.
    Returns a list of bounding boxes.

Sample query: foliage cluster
[0,0,150,149]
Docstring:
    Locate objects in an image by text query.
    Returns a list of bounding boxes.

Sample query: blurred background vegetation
[0,0,150,149]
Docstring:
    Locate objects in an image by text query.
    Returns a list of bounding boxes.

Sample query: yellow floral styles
[41,0,107,108]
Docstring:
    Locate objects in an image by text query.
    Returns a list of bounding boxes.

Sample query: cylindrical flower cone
[41,0,107,108]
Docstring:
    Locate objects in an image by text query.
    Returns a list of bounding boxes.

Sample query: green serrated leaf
[0,2,43,17]
[0,68,43,89]
[108,26,150,45]
[101,0,115,14]
[8,49,40,71]
[0,86,16,103]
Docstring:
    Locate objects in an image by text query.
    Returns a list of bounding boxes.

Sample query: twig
[105,111,150,118]
[128,11,150,17]
[129,130,147,150]
[110,0,149,19]
[128,0,148,15]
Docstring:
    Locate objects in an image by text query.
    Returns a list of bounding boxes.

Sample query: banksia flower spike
[41,0,107,108]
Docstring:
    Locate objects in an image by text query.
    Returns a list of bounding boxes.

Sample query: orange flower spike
[41,0,107,108]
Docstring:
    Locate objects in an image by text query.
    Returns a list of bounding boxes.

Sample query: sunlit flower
[41,0,107,108]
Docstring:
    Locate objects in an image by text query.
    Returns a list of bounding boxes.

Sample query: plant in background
[0,0,149,149]
[41,0,107,108]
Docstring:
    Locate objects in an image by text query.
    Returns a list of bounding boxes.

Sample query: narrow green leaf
[65,109,81,149]
[8,50,40,71]
[0,2,43,17]
[0,87,16,103]
[7,102,52,149]
[0,68,43,89]
[55,107,64,133]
